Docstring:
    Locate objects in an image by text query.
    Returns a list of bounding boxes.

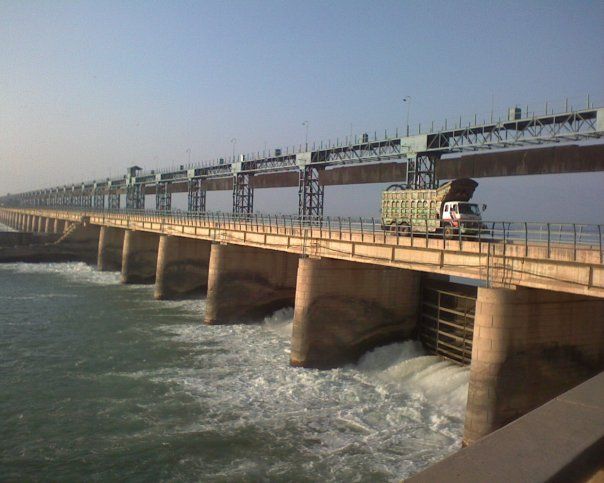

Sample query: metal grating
[419,281,477,365]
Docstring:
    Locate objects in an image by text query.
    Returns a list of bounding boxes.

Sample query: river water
[0,257,469,481]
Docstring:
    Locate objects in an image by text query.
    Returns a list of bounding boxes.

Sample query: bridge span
[1,206,603,448]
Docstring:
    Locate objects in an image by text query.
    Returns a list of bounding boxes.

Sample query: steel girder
[155,182,171,211]
[298,166,324,220]
[187,179,206,213]
[232,173,253,215]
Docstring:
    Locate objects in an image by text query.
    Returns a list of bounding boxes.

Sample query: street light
[186,148,191,165]
[403,96,412,136]
[230,138,237,161]
[302,121,309,151]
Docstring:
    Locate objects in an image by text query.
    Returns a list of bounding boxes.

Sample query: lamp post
[230,138,237,161]
[302,121,309,151]
[403,96,412,136]
[186,148,191,165]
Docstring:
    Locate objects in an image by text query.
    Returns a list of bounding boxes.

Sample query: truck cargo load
[381,178,483,236]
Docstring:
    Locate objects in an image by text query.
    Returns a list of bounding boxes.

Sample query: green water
[0,262,468,481]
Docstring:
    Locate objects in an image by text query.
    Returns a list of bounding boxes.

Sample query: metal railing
[6,207,604,263]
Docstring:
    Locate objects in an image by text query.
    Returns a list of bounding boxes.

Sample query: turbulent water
[0,261,469,481]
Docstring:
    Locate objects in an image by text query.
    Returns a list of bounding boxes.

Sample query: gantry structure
[2,103,603,217]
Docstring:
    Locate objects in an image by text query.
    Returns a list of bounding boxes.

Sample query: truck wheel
[443,225,454,239]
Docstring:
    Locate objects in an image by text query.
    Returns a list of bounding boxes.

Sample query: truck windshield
[458,203,480,215]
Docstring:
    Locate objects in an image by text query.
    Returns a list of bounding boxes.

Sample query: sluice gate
[419,280,477,365]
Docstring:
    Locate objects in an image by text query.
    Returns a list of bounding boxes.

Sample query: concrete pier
[154,235,211,300]
[204,243,298,324]
[463,286,604,446]
[59,222,101,264]
[290,257,421,369]
[121,230,160,284]
[97,226,125,272]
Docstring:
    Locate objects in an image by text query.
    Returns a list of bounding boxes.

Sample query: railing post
[599,225,603,264]
[372,217,375,243]
[524,222,528,257]
[573,223,577,261]
[348,217,352,241]
[360,217,364,242]
[547,223,551,258]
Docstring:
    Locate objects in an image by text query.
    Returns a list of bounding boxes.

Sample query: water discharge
[0,262,468,481]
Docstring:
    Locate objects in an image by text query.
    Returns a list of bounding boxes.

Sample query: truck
[380,178,486,237]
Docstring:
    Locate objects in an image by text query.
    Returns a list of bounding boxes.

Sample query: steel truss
[81,194,92,208]
[407,154,440,189]
[298,166,324,219]
[155,182,171,211]
[232,173,253,215]
[187,179,206,212]
[108,192,120,210]
[126,184,145,210]
[6,105,602,207]
[426,111,601,152]
[93,192,105,209]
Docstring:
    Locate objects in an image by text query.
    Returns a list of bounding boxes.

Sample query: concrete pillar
[27,215,35,232]
[36,216,44,233]
[204,243,298,324]
[121,230,160,284]
[463,287,604,446]
[18,214,25,231]
[154,235,211,300]
[290,257,421,369]
[97,226,125,272]
[44,218,52,233]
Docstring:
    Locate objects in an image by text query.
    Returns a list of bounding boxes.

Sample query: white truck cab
[442,201,482,222]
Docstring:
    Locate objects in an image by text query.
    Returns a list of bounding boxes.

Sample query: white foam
[0,222,16,232]
[0,262,121,285]
[262,307,294,338]
[150,311,469,480]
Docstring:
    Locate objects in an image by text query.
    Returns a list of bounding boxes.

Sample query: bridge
[1,102,603,215]
[1,99,603,450]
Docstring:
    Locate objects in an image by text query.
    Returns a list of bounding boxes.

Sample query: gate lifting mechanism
[298,165,324,220]
[187,179,206,213]
[108,192,120,210]
[93,191,105,209]
[155,182,171,212]
[407,154,439,190]
[232,173,253,215]
[126,184,145,210]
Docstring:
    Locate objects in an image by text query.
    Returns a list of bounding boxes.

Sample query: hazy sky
[1,0,603,221]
